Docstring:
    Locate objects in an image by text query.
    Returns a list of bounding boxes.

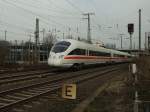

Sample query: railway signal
[128,23,134,50]
[128,24,134,34]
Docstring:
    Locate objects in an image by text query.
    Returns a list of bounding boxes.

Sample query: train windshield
[51,41,71,53]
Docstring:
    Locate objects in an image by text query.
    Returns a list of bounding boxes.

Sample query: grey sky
[0,0,150,49]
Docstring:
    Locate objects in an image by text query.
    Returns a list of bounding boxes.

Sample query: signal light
[128,24,134,34]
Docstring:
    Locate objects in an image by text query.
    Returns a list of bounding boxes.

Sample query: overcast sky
[0,0,150,49]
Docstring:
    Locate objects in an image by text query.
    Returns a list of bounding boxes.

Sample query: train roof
[58,39,131,56]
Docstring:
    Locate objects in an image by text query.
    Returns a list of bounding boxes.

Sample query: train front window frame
[55,41,71,46]
[51,41,71,53]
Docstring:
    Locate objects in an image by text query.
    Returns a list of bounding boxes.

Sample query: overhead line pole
[119,34,125,49]
[139,9,141,52]
[40,28,45,43]
[34,18,39,64]
[4,30,7,41]
[130,34,132,50]
[83,13,95,43]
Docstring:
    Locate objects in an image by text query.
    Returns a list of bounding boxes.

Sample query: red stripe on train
[64,56,97,59]
[64,56,127,60]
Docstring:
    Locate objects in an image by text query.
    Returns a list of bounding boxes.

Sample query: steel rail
[0,65,115,94]
[0,65,124,111]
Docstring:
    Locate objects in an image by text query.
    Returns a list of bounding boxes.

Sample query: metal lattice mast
[83,13,95,43]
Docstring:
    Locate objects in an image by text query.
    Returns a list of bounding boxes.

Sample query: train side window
[89,50,110,57]
[89,51,97,56]
[114,54,125,57]
[68,48,86,55]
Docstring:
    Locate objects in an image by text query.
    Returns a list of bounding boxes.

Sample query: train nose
[48,53,62,66]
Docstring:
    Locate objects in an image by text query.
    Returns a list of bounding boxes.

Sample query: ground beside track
[83,56,150,112]
[11,64,131,112]
[83,68,133,112]
[0,64,123,112]
[136,55,150,111]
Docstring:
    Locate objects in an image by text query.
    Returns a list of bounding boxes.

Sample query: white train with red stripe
[48,39,132,68]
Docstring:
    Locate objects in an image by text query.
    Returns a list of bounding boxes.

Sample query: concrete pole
[63,32,64,39]
[130,34,132,50]
[139,9,141,51]
[119,34,124,49]
[120,35,123,49]
[35,18,39,64]
[87,14,91,43]
[29,36,31,64]
[132,64,138,112]
[145,32,147,50]
[134,91,139,112]
[21,40,24,63]
[42,28,45,43]
[4,30,7,41]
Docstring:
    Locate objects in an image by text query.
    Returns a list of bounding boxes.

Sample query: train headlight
[59,55,64,59]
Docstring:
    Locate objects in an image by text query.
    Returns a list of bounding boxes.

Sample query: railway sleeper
[12,108,24,112]
[5,95,23,100]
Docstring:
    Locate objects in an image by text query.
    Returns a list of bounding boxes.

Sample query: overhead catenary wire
[46,0,80,15]
[65,0,84,14]
[2,0,72,29]
[0,0,84,36]
[0,20,34,32]
[0,29,34,36]
[12,0,80,17]
[0,29,34,42]
[64,0,104,40]
[0,0,108,40]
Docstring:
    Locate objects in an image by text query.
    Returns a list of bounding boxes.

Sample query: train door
[111,53,115,62]
[86,49,89,56]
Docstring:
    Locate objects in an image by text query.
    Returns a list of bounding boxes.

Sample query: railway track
[0,64,125,112]
[0,65,52,75]
[0,69,58,85]
[0,66,57,76]
[0,64,117,91]
[0,64,117,86]
[0,66,66,86]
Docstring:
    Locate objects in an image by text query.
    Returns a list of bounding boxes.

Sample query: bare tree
[43,33,57,47]
[23,41,36,64]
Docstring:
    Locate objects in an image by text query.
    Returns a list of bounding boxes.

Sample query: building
[5,42,51,64]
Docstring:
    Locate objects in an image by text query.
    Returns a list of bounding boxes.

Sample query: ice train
[48,39,132,69]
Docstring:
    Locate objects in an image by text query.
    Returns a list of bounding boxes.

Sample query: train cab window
[68,48,86,55]
[55,41,71,46]
[51,41,71,53]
